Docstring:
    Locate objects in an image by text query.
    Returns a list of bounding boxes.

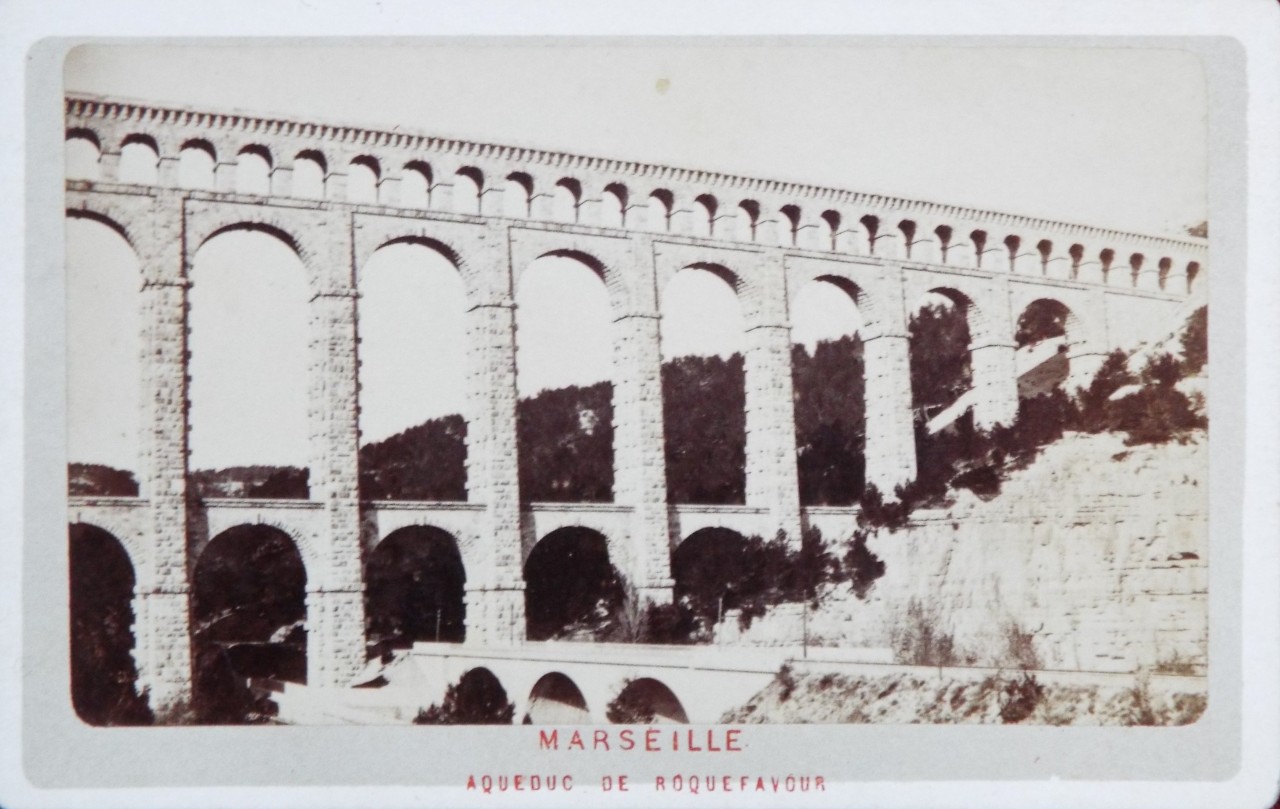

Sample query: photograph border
[4,3,1279,808]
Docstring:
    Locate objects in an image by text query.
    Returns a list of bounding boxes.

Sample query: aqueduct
[62,94,1207,715]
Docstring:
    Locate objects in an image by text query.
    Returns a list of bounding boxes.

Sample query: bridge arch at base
[68,523,150,726]
[608,677,689,724]
[522,671,592,725]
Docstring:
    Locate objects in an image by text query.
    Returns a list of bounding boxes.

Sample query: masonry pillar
[860,265,919,498]
[305,213,367,687]
[464,295,527,645]
[969,280,1019,429]
[1065,287,1112,392]
[744,315,803,543]
[612,308,675,604]
[862,332,918,497]
[134,199,194,713]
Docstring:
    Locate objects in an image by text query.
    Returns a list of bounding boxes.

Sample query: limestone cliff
[736,430,1208,674]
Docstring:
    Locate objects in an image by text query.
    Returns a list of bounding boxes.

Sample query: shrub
[414,670,514,725]
[858,484,911,532]
[1180,306,1207,375]
[1074,350,1135,432]
[892,599,967,667]
[605,679,657,724]
[844,531,885,600]
[1125,675,1159,726]
[776,664,798,702]
[1109,353,1205,446]
[998,673,1044,723]
[998,620,1041,671]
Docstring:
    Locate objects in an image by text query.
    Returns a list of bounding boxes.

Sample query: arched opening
[65,129,101,181]
[551,178,581,223]
[117,135,159,185]
[365,526,466,654]
[1003,235,1021,269]
[188,227,310,496]
[898,220,918,259]
[693,194,717,238]
[453,167,484,215]
[1129,253,1145,287]
[607,677,688,724]
[859,215,880,255]
[736,200,760,242]
[178,140,217,190]
[670,527,752,640]
[524,672,591,724]
[660,266,746,504]
[68,524,149,725]
[1014,299,1074,397]
[1037,239,1054,274]
[791,278,866,505]
[601,183,628,228]
[908,290,974,426]
[523,527,624,641]
[820,210,842,251]
[400,161,432,208]
[357,240,469,501]
[66,215,141,494]
[418,667,514,724]
[1187,261,1202,292]
[514,253,614,503]
[645,189,673,232]
[970,230,988,268]
[503,172,533,218]
[347,156,380,204]
[1158,257,1173,290]
[192,525,307,723]
[780,205,802,246]
[292,151,327,200]
[235,146,272,196]
[935,225,954,262]
[1069,244,1085,278]
[1100,248,1116,283]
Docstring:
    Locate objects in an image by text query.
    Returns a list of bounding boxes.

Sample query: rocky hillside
[732,428,1209,675]
[724,667,1206,726]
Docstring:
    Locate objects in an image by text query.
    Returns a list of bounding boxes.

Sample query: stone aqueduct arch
[62,95,1206,714]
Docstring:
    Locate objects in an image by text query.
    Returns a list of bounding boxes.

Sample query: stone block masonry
[62,94,1206,713]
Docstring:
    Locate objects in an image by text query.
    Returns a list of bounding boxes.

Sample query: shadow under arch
[607,677,689,724]
[523,527,624,641]
[908,287,977,420]
[191,524,308,723]
[66,207,134,251]
[196,221,305,264]
[419,666,515,725]
[68,523,150,726]
[365,525,467,654]
[671,527,755,639]
[524,671,591,724]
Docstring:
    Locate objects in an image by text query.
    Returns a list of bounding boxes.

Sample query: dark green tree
[1180,306,1207,375]
[415,669,514,725]
[516,382,613,502]
[792,336,866,506]
[908,300,972,415]
[661,354,746,504]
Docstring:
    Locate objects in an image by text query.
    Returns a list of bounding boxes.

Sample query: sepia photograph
[61,40,1211,730]
[7,8,1278,806]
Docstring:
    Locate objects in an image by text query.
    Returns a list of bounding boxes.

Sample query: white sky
[63,42,1207,471]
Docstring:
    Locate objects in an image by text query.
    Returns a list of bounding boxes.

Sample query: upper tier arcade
[64,93,1207,295]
